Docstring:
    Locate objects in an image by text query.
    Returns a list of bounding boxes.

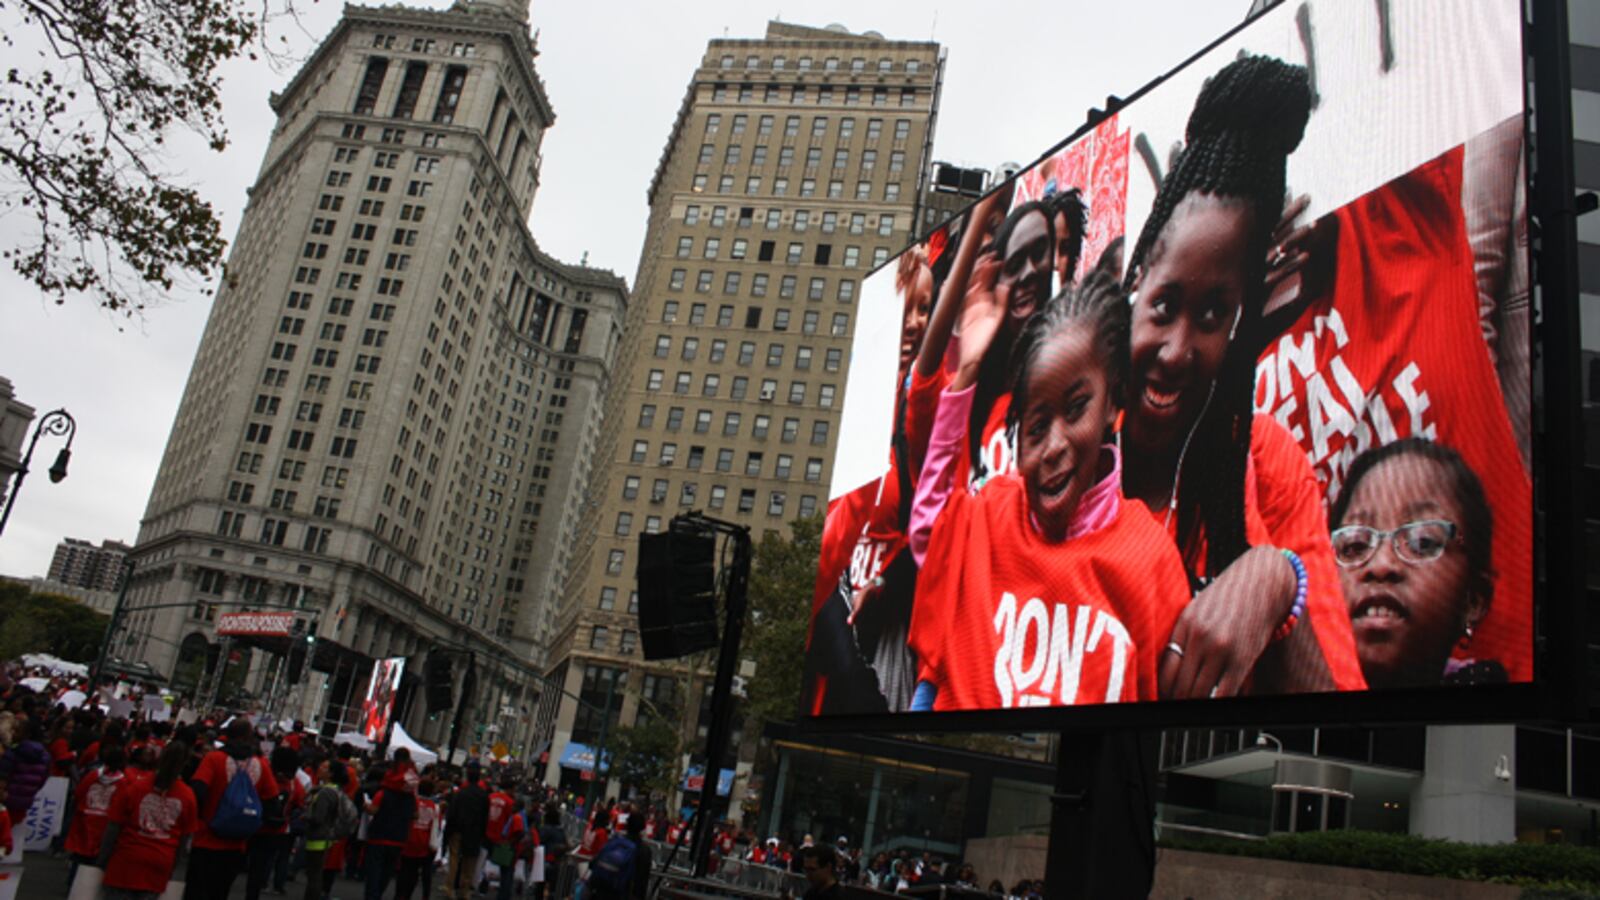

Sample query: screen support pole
[446,650,476,765]
[1045,731,1159,898]
[1530,0,1586,720]
[681,513,753,879]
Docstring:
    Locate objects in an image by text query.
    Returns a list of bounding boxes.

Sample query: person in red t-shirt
[99,741,199,899]
[184,720,281,900]
[395,778,439,899]
[66,744,127,886]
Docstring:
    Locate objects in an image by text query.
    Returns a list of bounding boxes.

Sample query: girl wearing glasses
[1329,438,1503,688]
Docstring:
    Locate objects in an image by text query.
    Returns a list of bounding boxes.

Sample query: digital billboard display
[806,0,1530,725]
[361,656,405,743]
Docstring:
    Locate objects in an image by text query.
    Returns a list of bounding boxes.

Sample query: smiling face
[1336,454,1479,688]
[1017,322,1117,542]
[1125,195,1253,458]
[898,262,934,376]
[996,210,1053,324]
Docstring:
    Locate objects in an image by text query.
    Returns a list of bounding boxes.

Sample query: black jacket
[447,781,490,854]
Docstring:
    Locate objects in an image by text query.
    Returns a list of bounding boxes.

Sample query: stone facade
[126,0,626,748]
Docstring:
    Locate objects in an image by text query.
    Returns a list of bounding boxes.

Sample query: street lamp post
[0,408,76,540]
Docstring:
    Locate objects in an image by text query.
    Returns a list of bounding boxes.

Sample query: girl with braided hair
[904,265,1190,710]
[1120,54,1364,699]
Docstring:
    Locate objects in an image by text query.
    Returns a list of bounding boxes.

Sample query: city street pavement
[6,850,391,899]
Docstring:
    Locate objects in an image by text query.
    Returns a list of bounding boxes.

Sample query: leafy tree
[1,0,259,314]
[608,715,681,801]
[742,515,822,736]
[0,581,109,661]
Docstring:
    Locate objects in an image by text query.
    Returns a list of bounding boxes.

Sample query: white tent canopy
[20,654,88,678]
[333,731,373,750]
[387,723,438,767]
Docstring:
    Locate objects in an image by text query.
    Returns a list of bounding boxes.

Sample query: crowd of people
[0,663,1046,899]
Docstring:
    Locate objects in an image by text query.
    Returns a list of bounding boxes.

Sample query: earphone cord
[1162,307,1239,531]
[1163,376,1218,533]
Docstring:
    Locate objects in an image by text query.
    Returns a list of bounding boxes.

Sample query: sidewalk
[6,851,378,900]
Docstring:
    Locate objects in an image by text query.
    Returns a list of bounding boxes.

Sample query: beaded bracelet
[1272,548,1308,642]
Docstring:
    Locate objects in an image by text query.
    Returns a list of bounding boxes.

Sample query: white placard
[20,777,70,851]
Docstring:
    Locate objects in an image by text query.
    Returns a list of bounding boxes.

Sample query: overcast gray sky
[0,0,1241,577]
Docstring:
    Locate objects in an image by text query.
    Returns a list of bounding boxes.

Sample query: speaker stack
[636,521,720,660]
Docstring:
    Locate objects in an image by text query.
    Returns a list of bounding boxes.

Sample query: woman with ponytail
[1120,54,1364,698]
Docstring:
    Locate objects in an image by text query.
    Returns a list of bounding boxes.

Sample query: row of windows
[689,172,901,201]
[709,82,923,109]
[666,270,856,303]
[627,425,832,471]
[371,33,478,57]
[705,114,914,144]
[662,302,851,334]
[695,143,908,173]
[214,508,334,554]
[675,236,889,269]
[637,401,838,438]
[714,54,924,75]
[685,204,896,236]
[644,366,842,398]
[589,624,639,655]
[652,333,847,366]
[739,142,892,173]
[620,452,825,500]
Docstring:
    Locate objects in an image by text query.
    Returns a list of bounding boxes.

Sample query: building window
[590,626,610,650]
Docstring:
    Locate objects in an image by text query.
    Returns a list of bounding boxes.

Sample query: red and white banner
[216,612,296,637]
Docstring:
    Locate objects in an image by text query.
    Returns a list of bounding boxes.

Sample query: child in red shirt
[65,745,127,864]
[908,269,1191,710]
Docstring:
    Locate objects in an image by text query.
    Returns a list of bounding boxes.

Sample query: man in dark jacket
[363,758,417,900]
[800,845,845,900]
[444,762,490,900]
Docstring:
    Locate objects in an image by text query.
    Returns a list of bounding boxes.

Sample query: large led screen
[807,0,1530,722]
[361,657,405,743]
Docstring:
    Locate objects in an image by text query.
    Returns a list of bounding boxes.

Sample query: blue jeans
[363,843,403,900]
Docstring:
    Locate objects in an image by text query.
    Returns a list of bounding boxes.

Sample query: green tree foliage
[0,581,109,661]
[608,715,681,801]
[742,515,822,735]
[0,0,259,314]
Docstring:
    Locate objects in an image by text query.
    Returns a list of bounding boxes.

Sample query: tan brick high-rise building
[124,0,626,749]
[535,21,943,801]
[47,538,131,592]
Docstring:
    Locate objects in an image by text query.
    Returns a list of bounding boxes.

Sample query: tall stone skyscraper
[124,0,627,748]
[534,21,943,798]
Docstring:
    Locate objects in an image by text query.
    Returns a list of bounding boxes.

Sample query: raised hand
[951,252,1005,392]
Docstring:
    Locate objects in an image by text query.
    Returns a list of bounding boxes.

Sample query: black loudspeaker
[424,652,454,713]
[637,523,719,660]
